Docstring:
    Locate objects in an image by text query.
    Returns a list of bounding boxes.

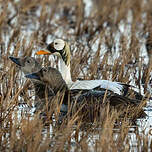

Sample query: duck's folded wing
[68,80,126,95]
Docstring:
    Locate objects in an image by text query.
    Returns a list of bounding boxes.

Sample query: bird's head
[36,39,71,66]
[9,56,41,75]
[25,67,68,93]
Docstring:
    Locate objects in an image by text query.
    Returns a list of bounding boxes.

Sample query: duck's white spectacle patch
[54,39,65,51]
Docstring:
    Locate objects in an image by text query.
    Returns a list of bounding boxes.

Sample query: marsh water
[1,0,152,151]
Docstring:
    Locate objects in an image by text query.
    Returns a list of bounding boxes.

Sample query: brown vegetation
[0,0,151,151]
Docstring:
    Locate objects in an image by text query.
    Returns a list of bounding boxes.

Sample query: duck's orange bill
[36,50,51,55]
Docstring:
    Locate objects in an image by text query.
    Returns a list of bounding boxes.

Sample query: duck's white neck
[58,58,73,84]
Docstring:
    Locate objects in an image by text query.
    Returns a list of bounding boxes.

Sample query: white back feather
[68,80,124,95]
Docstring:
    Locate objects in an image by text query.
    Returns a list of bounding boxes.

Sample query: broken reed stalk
[0,0,151,151]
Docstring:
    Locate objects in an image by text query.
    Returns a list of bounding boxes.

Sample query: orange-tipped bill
[36,50,51,55]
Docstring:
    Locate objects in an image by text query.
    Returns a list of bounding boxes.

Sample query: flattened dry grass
[0,0,151,151]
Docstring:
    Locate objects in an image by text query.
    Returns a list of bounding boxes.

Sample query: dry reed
[0,0,151,151]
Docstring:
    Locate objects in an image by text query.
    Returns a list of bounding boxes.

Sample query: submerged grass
[0,0,151,151]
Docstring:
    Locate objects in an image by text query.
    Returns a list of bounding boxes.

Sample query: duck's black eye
[27,60,31,63]
[54,42,58,45]
[43,68,47,72]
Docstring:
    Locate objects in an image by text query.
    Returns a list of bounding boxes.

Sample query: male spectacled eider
[36,39,131,95]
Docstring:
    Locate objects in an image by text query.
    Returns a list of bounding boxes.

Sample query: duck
[35,39,131,95]
[9,56,55,111]
[8,56,104,116]
[25,67,146,121]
